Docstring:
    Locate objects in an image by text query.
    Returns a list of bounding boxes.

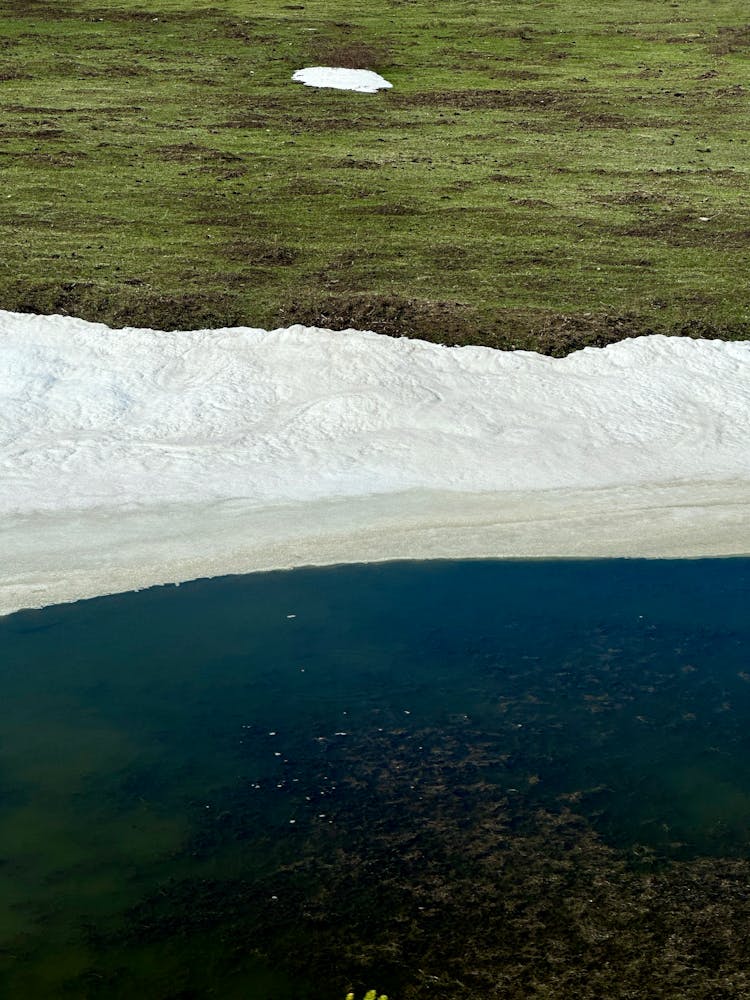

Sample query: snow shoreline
[2,311,749,617]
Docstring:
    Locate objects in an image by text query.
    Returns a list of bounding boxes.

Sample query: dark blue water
[1,559,749,999]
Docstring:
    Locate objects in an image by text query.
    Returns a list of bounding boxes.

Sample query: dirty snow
[292,67,393,93]
[1,310,749,616]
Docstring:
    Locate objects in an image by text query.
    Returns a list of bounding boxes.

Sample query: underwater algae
[1,559,750,998]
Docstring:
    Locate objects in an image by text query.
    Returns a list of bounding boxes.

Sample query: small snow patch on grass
[292,67,393,93]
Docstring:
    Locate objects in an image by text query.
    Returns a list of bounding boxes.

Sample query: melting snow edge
[1,310,749,615]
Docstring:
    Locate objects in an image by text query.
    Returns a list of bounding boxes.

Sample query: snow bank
[1,310,749,615]
[292,67,393,93]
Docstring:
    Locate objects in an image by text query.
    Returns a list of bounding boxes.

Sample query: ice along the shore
[1,310,749,615]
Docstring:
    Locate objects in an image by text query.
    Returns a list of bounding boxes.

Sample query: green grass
[1,0,749,351]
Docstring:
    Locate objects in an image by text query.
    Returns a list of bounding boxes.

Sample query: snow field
[1,311,749,614]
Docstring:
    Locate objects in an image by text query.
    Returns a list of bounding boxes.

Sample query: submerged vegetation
[0,0,748,352]
[125,698,750,999]
[2,559,750,996]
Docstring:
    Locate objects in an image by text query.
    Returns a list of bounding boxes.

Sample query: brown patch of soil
[3,283,747,355]
[284,176,339,196]
[279,293,478,345]
[86,8,206,24]
[516,311,652,355]
[221,240,300,266]
[2,104,143,117]
[494,68,543,80]
[616,212,750,248]
[220,17,263,43]
[443,179,475,193]
[156,143,242,164]
[334,158,382,169]
[306,40,390,69]
[489,172,528,183]
[220,114,275,129]
[2,280,245,332]
[298,18,392,70]
[277,296,668,356]
[365,203,421,216]
[19,150,87,167]
[394,87,558,111]
[26,127,65,139]
[3,0,61,14]
[710,25,750,55]
[671,317,750,339]
[394,88,684,130]
[109,290,246,331]
[213,167,247,181]
[716,84,746,98]
[508,197,553,208]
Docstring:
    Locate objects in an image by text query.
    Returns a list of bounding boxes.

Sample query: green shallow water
[1,559,750,999]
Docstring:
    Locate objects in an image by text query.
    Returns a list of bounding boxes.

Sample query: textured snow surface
[292,67,393,92]
[1,310,749,615]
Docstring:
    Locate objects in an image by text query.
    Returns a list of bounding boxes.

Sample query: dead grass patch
[156,143,242,164]
[221,240,300,266]
[592,190,665,206]
[365,203,421,216]
[279,293,478,345]
[709,25,750,55]
[306,40,390,69]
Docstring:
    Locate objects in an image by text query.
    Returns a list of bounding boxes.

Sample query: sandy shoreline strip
[2,312,749,616]
[3,483,749,618]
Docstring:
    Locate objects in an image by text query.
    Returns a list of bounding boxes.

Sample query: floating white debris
[292,66,393,93]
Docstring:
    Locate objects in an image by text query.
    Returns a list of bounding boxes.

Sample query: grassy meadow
[1,0,749,352]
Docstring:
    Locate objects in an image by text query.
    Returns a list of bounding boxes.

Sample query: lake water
[1,559,749,999]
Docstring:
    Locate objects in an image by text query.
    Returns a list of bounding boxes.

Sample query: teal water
[1,559,749,999]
